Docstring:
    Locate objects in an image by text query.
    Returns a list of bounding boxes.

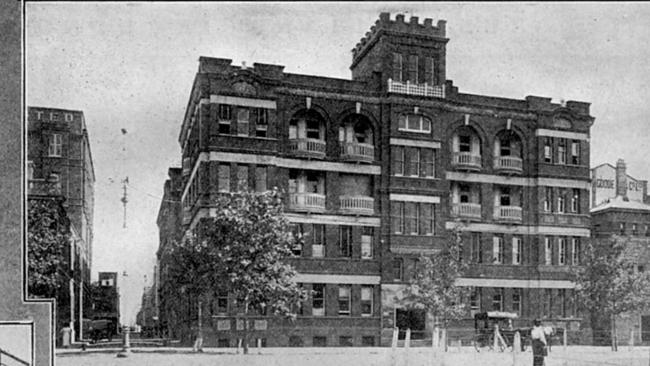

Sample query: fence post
[404,328,411,366]
[433,327,440,348]
[442,328,448,352]
[629,329,634,351]
[494,324,499,351]
[258,338,262,354]
[391,327,399,366]
[514,331,521,354]
[563,327,567,352]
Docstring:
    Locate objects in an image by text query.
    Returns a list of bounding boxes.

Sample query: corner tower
[350,12,448,91]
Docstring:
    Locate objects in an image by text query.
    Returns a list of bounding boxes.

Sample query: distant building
[591,159,650,345]
[89,272,121,336]
[27,106,95,342]
[158,12,595,346]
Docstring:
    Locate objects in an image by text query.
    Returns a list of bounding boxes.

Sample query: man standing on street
[531,319,547,366]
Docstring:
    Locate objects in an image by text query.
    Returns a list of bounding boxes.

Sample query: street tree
[575,236,650,351]
[165,189,308,353]
[27,197,69,299]
[403,226,469,349]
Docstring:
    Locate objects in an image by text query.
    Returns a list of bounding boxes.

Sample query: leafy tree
[403,226,469,347]
[27,197,69,299]
[163,189,308,353]
[575,236,650,351]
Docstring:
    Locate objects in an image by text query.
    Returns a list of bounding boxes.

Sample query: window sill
[398,128,431,134]
[215,134,278,141]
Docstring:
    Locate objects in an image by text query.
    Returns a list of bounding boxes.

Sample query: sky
[25,2,650,325]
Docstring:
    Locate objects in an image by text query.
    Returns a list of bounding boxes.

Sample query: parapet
[352,12,447,60]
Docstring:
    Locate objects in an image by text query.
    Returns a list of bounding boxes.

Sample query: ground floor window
[289,336,303,347]
[339,336,353,347]
[217,338,230,347]
[361,336,375,347]
[313,336,327,347]
[396,308,426,340]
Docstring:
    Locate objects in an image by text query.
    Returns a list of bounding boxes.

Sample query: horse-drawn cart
[473,311,529,352]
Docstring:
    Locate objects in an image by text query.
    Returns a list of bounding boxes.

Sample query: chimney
[616,159,627,198]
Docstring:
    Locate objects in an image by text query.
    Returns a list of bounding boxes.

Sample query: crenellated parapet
[351,12,447,61]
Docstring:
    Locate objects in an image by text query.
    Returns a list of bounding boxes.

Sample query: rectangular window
[361,336,375,347]
[408,54,418,82]
[558,139,567,164]
[338,285,351,315]
[558,194,566,213]
[421,148,435,178]
[544,138,552,163]
[571,238,580,265]
[632,223,638,236]
[406,148,420,176]
[312,284,325,316]
[470,287,481,314]
[236,108,250,136]
[339,336,353,347]
[512,237,522,265]
[392,202,404,234]
[545,237,552,265]
[392,53,403,82]
[218,105,232,134]
[216,291,228,314]
[291,224,304,256]
[512,288,522,315]
[405,202,418,235]
[361,286,373,316]
[492,288,503,311]
[254,166,267,192]
[544,187,553,212]
[361,227,373,259]
[557,288,566,318]
[424,57,435,85]
[219,104,232,120]
[339,226,352,257]
[493,236,503,264]
[48,134,62,157]
[236,165,249,191]
[420,203,434,236]
[312,224,325,258]
[543,289,552,317]
[393,258,404,281]
[218,164,231,192]
[620,222,625,235]
[471,233,482,263]
[558,238,566,265]
[499,187,511,206]
[393,146,404,176]
[254,108,268,137]
[571,140,580,165]
[571,189,580,213]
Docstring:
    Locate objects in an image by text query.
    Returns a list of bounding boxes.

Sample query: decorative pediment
[552,116,572,130]
[231,81,257,96]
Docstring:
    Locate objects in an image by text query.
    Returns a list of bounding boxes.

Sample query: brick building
[591,159,650,344]
[27,107,95,342]
[158,13,594,346]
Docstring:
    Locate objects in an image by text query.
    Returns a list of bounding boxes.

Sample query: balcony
[339,196,374,215]
[289,192,326,212]
[452,152,482,171]
[387,78,445,98]
[494,206,523,222]
[340,142,375,163]
[494,156,523,174]
[451,203,482,220]
[288,138,326,159]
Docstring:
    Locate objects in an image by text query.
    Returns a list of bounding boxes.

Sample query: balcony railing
[452,152,482,171]
[288,138,326,158]
[289,192,326,212]
[339,196,374,215]
[387,78,445,98]
[452,203,482,219]
[494,206,523,222]
[340,142,374,163]
[494,156,523,174]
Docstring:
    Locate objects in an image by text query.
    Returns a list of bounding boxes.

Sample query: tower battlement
[351,12,447,60]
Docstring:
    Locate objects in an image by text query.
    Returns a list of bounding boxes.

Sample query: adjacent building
[27,107,95,343]
[591,159,650,345]
[158,13,595,346]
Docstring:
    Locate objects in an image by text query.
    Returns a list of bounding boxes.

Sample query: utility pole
[121,177,129,228]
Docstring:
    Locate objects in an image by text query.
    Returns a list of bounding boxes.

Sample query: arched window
[289,109,326,141]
